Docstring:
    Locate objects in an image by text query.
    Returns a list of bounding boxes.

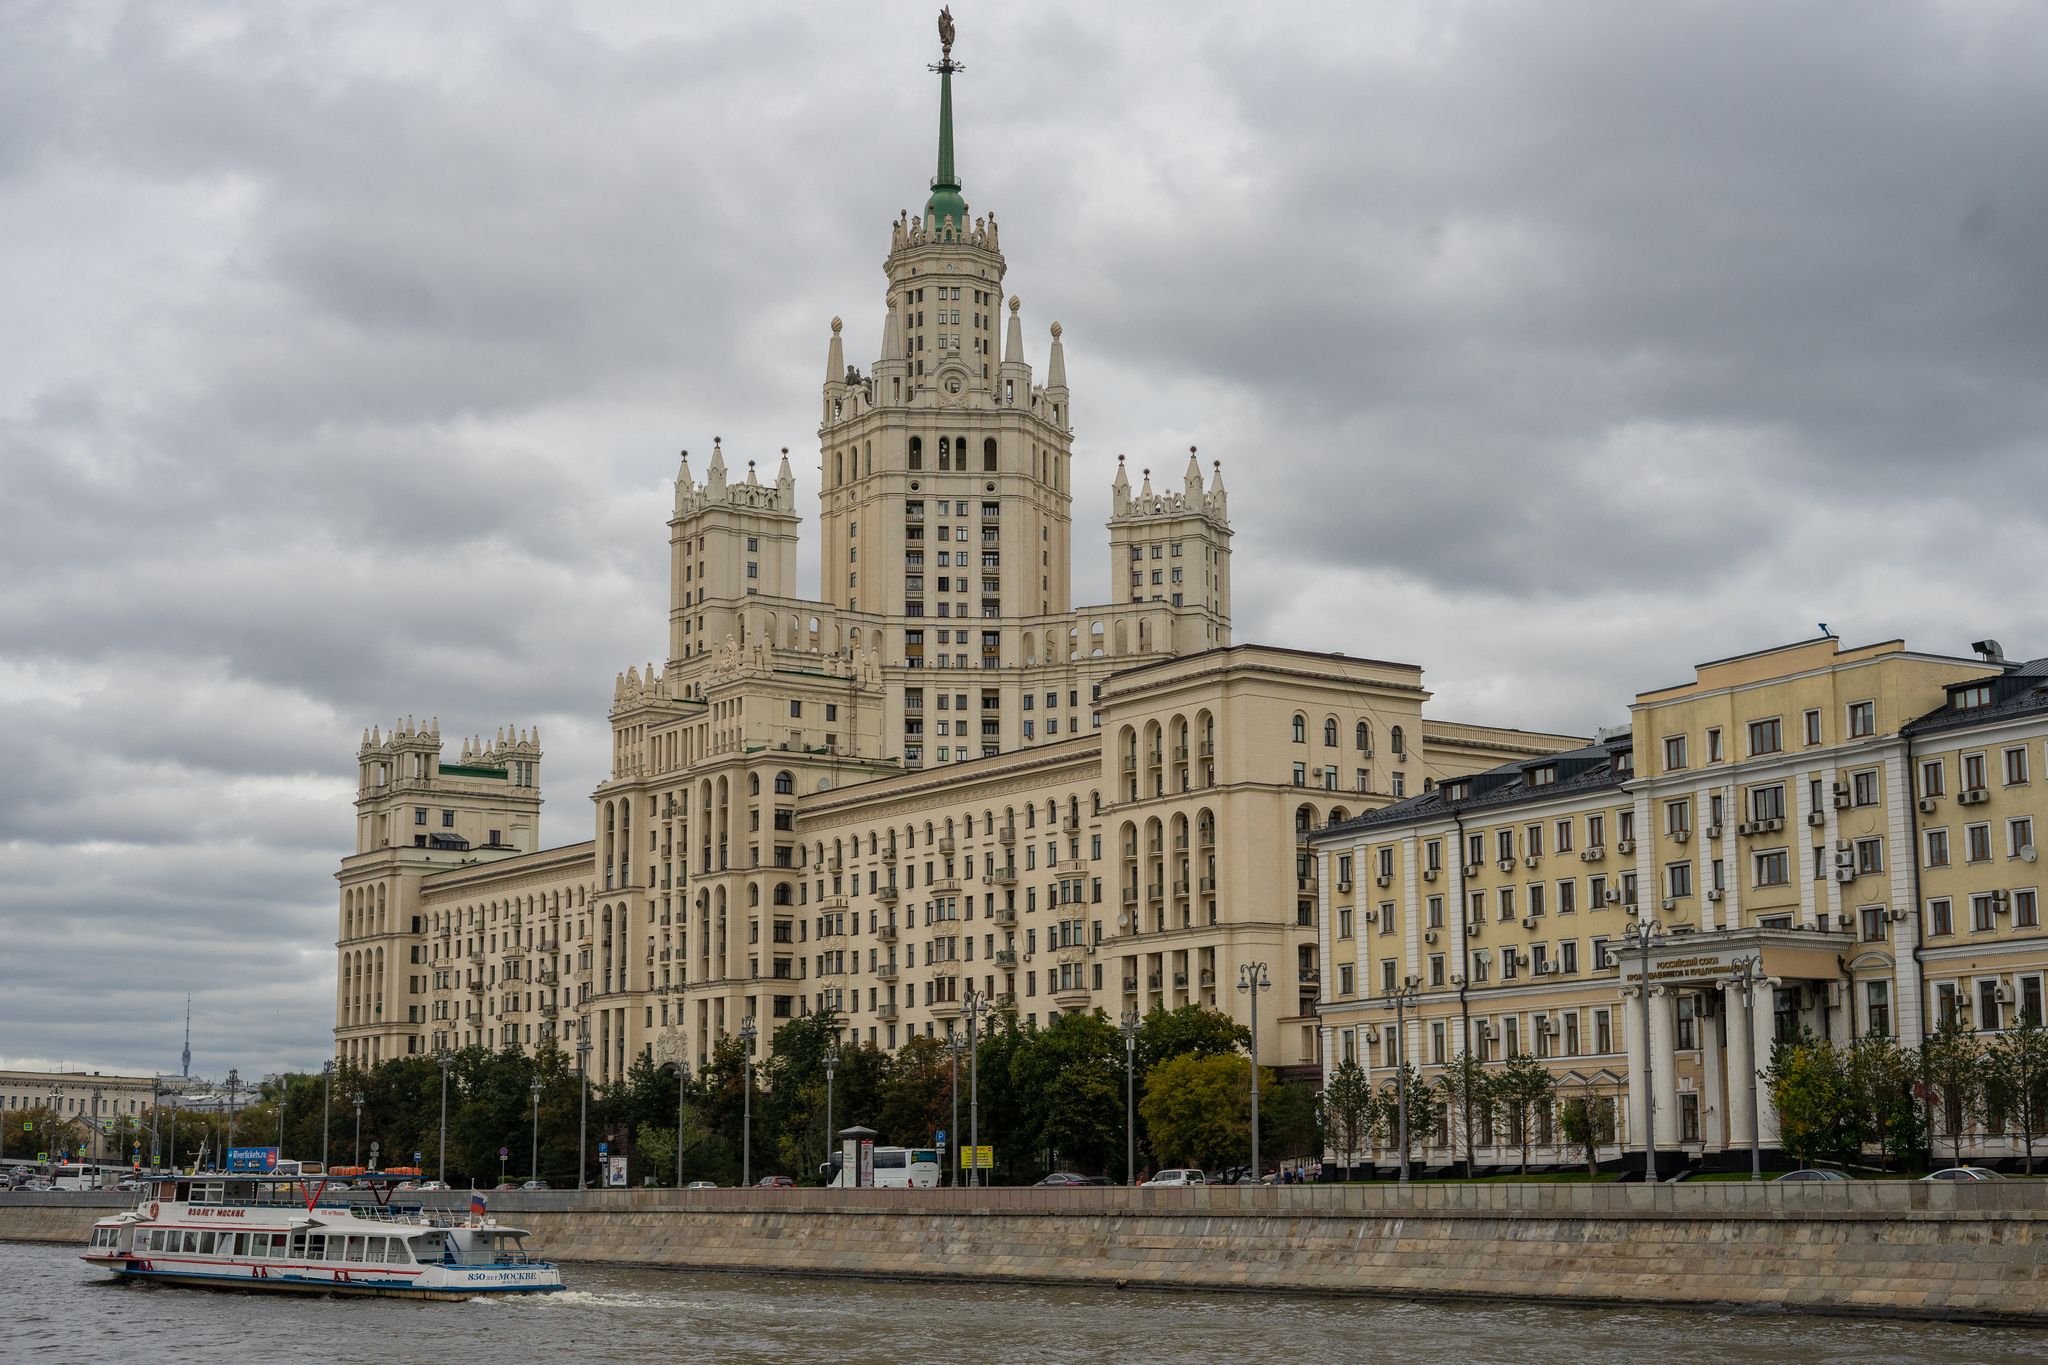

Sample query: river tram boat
[80,1172,563,1300]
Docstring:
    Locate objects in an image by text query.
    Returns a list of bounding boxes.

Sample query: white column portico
[1648,985,1679,1155]
[1622,986,1648,1153]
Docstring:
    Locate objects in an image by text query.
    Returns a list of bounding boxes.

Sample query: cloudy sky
[3,0,2043,1080]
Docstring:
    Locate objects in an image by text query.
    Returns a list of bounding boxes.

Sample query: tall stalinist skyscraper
[335,16,1570,1089]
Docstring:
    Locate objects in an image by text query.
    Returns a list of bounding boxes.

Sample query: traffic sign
[500,1147,509,1159]
[935,1130,946,1146]
[599,1143,609,1155]
[958,1145,994,1169]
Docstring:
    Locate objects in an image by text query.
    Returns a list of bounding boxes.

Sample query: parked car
[417,1181,449,1190]
[1772,1169,1848,1182]
[496,1183,520,1190]
[1079,1176,1119,1186]
[1034,1172,1092,1186]
[1141,1169,1206,1187]
[1921,1166,2007,1181]
[521,1181,551,1191]
[757,1175,795,1188]
[686,1181,719,1190]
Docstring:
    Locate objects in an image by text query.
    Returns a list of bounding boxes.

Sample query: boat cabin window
[410,1232,448,1261]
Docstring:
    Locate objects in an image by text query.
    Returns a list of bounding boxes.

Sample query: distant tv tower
[181,994,192,1079]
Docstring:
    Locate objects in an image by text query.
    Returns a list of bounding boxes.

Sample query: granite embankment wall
[9,1184,2047,1325]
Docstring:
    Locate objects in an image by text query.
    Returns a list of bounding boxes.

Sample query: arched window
[748,884,760,907]
[925,821,935,845]
[749,773,761,795]
[983,437,998,472]
[1356,721,1371,752]
[909,436,923,470]
[1391,725,1405,756]
[1292,715,1306,744]
[1323,718,1338,747]
[773,883,793,906]
[774,771,794,795]
[834,452,843,485]
[939,436,952,470]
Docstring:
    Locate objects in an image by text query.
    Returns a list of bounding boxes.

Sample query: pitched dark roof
[1902,659,2048,740]
[1314,737,1632,841]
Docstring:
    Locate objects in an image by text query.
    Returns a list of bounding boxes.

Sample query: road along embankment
[8,1183,2045,1324]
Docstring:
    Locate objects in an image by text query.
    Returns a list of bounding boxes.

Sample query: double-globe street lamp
[962,987,987,1187]
[1237,963,1271,1184]
[1620,918,1670,1182]
[530,1076,544,1186]
[1379,979,1420,1183]
[675,1060,693,1188]
[576,1025,593,1191]
[821,1046,837,1186]
[1119,1008,1139,1187]
[738,1017,759,1188]
[1718,954,1778,1181]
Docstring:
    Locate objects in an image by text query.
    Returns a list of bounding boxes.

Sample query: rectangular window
[1707,728,1723,762]
[1968,823,1992,862]
[1922,760,1945,797]
[1750,785,1785,822]
[1668,862,1692,898]
[1588,874,1607,907]
[1866,980,1891,1037]
[1555,819,1573,853]
[1804,710,1823,745]
[1427,895,1444,928]
[1861,906,1884,942]
[1338,907,1353,939]
[1664,735,1687,771]
[2013,818,2036,858]
[1557,879,1576,915]
[1339,964,1355,996]
[1528,883,1546,917]
[1848,701,1874,738]
[1853,770,1878,806]
[1561,940,1578,974]
[1750,718,1783,755]
[1380,901,1396,935]
[1855,838,1883,875]
[1587,814,1605,848]
[1755,851,1789,886]
[1526,824,1544,857]
[1972,895,1997,934]
[1595,1009,1612,1053]
[2007,747,2030,786]
[1966,753,1987,791]
[1930,898,1954,936]
[1926,828,1950,867]
[1665,799,1690,835]
[2018,889,2039,929]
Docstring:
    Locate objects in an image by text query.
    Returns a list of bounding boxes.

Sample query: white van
[822,1147,942,1188]
[1142,1169,1207,1187]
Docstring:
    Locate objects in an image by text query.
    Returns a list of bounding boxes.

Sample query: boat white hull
[86,1253,563,1300]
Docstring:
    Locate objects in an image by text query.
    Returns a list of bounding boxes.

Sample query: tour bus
[821,1147,942,1189]
[50,1163,132,1190]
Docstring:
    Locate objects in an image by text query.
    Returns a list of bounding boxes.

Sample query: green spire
[925,24,967,235]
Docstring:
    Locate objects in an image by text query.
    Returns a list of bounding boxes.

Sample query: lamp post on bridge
[1237,962,1271,1184]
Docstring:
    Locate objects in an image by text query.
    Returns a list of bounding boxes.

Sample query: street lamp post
[1379,980,1420,1183]
[1621,918,1669,1182]
[1119,1008,1139,1187]
[1719,955,1771,1180]
[945,1034,962,1186]
[437,1051,453,1186]
[320,1061,333,1176]
[352,1091,365,1168]
[1237,963,1271,1185]
[530,1077,544,1186]
[822,1046,837,1186]
[962,988,987,1187]
[49,1084,64,1168]
[675,1061,692,1188]
[738,1017,758,1188]
[225,1070,241,1157]
[575,1025,592,1191]
[90,1086,103,1166]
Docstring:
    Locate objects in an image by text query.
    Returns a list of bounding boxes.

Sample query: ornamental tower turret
[816,10,1074,628]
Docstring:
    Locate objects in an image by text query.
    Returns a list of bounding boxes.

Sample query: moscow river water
[6,1238,2046,1364]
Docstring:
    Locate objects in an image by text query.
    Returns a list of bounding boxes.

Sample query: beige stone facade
[331,40,1576,1080]
[1315,634,2048,1169]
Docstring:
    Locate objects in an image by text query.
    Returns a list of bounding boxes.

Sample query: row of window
[1662,702,1880,771]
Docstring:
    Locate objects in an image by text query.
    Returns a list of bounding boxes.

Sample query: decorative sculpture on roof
[938,7,955,60]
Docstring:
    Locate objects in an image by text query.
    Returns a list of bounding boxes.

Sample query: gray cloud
[2,0,2043,1077]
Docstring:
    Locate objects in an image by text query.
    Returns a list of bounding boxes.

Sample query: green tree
[1765,1032,1850,1169]
[1372,1064,1443,1170]
[1434,1052,1492,1178]
[1140,1052,1267,1173]
[1262,1078,1324,1170]
[875,1034,951,1148]
[1556,1091,1603,1179]
[1842,1030,1925,1173]
[1986,1015,2048,1175]
[1135,1002,1251,1074]
[1921,1015,1984,1170]
[1490,1053,1557,1175]
[1322,1061,1375,1174]
[4,1105,83,1164]
[1009,1011,1122,1175]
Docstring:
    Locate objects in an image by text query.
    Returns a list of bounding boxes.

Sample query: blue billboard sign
[227,1147,280,1173]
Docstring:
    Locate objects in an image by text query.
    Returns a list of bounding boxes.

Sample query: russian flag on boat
[471,1192,488,1218]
